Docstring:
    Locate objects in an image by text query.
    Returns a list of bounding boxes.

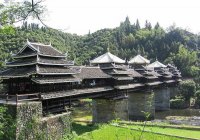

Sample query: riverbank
[69,103,200,140]
[63,121,200,140]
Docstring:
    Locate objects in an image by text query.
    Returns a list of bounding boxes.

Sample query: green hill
[0,18,199,76]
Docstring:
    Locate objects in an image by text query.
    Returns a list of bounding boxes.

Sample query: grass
[69,100,200,140]
[120,121,200,130]
[72,123,99,135]
[72,107,92,122]
[123,124,200,139]
[71,124,182,140]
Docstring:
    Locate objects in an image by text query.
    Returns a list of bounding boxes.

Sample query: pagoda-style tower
[90,51,143,94]
[147,60,179,111]
[128,55,162,87]
[0,41,82,139]
[90,52,152,122]
[0,41,114,115]
[128,54,150,69]
[0,40,79,96]
[147,60,176,84]
[166,64,182,82]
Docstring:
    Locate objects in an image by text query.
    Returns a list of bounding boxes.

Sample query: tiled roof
[114,83,144,90]
[126,69,143,77]
[6,57,37,66]
[144,75,158,79]
[156,69,173,78]
[76,66,111,79]
[146,81,163,86]
[164,80,176,83]
[106,69,132,75]
[29,42,65,57]
[0,64,78,78]
[112,76,133,81]
[128,55,150,64]
[167,64,182,78]
[147,60,167,68]
[135,68,159,80]
[105,69,143,77]
[15,41,66,58]
[90,52,125,64]
[147,71,162,77]
[114,64,129,69]
[13,52,37,58]
[37,65,78,74]
[0,66,36,78]
[31,76,81,84]
[38,57,74,65]
[7,56,74,67]
[100,63,128,70]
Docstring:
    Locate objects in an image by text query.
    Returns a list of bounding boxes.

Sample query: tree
[154,22,160,29]
[135,19,140,30]
[195,90,200,106]
[178,80,196,102]
[173,45,198,76]
[0,0,46,28]
[144,20,152,30]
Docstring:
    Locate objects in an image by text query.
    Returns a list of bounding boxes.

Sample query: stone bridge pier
[92,91,155,122]
[92,98,128,123]
[169,86,179,98]
[154,87,170,111]
[128,91,155,120]
[1,102,71,140]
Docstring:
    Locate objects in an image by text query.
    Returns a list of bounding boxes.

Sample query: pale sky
[2,0,200,35]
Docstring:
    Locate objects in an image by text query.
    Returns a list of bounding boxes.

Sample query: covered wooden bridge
[0,40,181,121]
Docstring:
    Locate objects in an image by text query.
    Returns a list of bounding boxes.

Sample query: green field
[69,101,200,140]
[122,124,200,139]
[68,123,183,140]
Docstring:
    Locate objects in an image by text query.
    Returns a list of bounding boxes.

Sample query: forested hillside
[0,17,199,77]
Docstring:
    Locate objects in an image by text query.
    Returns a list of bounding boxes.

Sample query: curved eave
[13,53,66,59]
[114,83,144,90]
[6,62,37,67]
[13,54,37,59]
[38,62,74,66]
[0,73,35,79]
[163,80,176,84]
[145,81,163,86]
[17,43,37,54]
[91,61,125,64]
[81,77,111,80]
[31,79,81,84]
[38,53,66,58]
[7,62,74,67]
[36,72,77,75]
[128,62,149,65]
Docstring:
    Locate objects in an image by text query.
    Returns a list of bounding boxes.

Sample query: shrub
[0,105,16,140]
[178,80,196,101]
[170,96,186,109]
[195,90,200,107]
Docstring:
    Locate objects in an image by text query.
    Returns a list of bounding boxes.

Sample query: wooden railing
[0,93,40,104]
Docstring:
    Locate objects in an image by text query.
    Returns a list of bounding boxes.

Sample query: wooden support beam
[69,97,71,108]
[46,100,49,114]
[63,98,65,109]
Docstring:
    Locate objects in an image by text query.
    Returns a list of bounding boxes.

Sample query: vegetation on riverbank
[64,121,200,140]
[120,123,200,139]
[70,102,200,140]
[170,79,200,109]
